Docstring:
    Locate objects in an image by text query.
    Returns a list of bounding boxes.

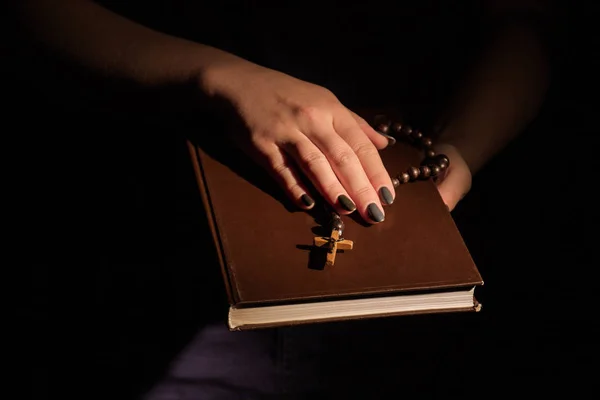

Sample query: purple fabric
[142,323,280,399]
[141,314,479,399]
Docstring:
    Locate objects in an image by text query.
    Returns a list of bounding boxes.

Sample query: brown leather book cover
[187,110,483,330]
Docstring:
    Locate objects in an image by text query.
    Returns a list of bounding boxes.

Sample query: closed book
[187,111,483,331]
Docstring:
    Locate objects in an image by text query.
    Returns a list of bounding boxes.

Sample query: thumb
[435,163,472,212]
[436,169,466,211]
[433,143,472,211]
[436,166,471,211]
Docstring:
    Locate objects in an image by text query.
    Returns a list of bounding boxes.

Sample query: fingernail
[300,194,315,208]
[376,131,396,146]
[379,187,394,205]
[367,203,385,223]
[337,195,356,212]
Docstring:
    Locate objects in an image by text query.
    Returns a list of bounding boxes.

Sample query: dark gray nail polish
[379,187,394,205]
[376,131,396,146]
[337,195,356,212]
[300,194,315,207]
[367,203,385,223]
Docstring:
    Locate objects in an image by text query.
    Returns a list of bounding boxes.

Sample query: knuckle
[300,151,327,168]
[269,159,289,175]
[250,129,273,147]
[252,115,291,138]
[295,105,323,122]
[306,82,336,98]
[256,128,279,140]
[271,119,292,136]
[352,141,378,159]
[329,150,355,168]
[320,87,337,100]
[252,127,297,152]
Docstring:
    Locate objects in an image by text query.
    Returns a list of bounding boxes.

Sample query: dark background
[5,1,599,398]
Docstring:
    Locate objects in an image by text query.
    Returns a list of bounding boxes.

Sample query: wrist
[196,48,258,99]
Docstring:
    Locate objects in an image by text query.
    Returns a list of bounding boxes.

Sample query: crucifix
[313,212,354,267]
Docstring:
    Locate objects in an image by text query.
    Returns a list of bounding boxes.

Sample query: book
[187,110,483,331]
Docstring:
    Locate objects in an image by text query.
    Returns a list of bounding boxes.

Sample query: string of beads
[373,116,450,188]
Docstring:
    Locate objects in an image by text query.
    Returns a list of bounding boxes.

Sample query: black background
[5,1,599,398]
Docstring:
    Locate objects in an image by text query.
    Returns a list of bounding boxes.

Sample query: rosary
[312,115,450,267]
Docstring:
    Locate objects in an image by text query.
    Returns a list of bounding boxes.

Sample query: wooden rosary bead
[435,154,450,169]
[369,115,451,187]
[377,123,390,134]
[391,122,403,133]
[421,137,433,148]
[419,165,431,179]
[398,172,411,184]
[408,166,420,180]
[430,165,442,176]
[373,115,391,134]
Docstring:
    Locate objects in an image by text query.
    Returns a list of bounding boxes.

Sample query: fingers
[286,125,387,223]
[333,115,395,207]
[245,107,393,224]
[348,110,390,150]
[281,136,360,216]
[250,142,316,210]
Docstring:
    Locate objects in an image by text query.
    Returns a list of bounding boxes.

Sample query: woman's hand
[433,143,472,211]
[201,60,395,224]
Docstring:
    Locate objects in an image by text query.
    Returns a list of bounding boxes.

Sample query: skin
[436,2,554,208]
[10,0,555,220]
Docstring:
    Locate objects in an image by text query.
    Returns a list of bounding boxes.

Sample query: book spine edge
[186,140,237,306]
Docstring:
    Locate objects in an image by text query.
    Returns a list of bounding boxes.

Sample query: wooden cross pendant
[313,226,354,267]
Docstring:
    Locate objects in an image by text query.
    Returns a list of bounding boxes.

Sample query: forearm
[12,0,245,91]
[437,20,552,174]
